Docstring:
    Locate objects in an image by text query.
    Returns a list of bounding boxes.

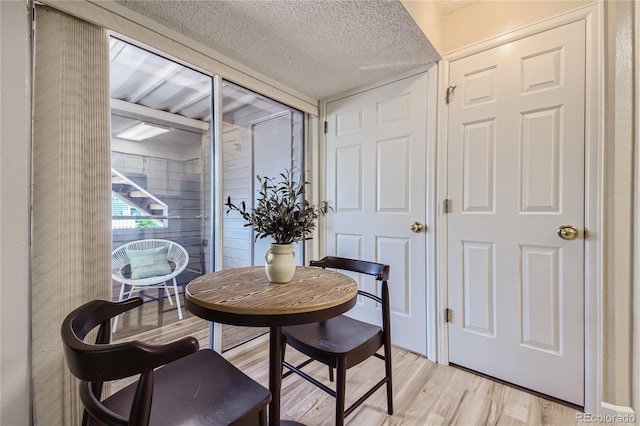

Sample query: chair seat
[89,349,271,426]
[282,316,383,367]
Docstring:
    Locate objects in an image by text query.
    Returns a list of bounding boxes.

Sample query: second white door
[446,21,586,406]
[325,73,429,355]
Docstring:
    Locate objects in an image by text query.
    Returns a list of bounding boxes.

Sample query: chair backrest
[112,239,189,280]
[309,256,391,327]
[309,256,389,282]
[61,298,199,425]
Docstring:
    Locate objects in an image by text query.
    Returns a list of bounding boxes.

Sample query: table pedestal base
[269,327,307,426]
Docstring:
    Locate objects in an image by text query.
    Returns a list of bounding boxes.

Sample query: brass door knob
[410,222,425,233]
[557,225,579,240]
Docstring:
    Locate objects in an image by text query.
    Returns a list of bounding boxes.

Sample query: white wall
[402,0,593,55]
[0,0,32,424]
[602,0,634,410]
[438,0,593,54]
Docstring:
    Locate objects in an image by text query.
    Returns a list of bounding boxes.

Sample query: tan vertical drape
[32,6,111,425]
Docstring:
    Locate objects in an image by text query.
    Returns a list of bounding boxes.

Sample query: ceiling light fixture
[116,122,170,141]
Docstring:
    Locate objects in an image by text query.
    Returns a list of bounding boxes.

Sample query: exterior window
[221,81,304,269]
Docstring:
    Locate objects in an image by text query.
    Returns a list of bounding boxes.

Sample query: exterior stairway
[111,169,167,222]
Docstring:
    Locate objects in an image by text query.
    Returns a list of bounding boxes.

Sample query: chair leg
[172,277,183,320]
[335,358,346,426]
[384,343,394,415]
[259,407,268,426]
[112,283,127,333]
[329,366,334,382]
[163,282,175,306]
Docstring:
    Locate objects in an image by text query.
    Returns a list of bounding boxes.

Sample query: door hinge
[445,308,453,323]
[443,199,451,214]
[446,85,457,104]
[324,121,328,134]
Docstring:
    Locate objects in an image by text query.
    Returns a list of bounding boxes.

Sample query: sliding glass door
[108,38,304,351]
[109,38,213,342]
[219,81,304,350]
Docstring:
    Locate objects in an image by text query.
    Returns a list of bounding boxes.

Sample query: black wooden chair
[61,297,271,426]
[281,256,392,425]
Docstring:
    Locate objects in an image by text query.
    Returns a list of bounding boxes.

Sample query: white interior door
[446,21,586,405]
[326,73,428,355]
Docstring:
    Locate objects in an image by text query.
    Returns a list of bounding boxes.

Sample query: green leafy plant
[136,218,158,228]
[225,169,328,244]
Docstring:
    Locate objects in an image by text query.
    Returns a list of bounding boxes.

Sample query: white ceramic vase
[264,243,296,283]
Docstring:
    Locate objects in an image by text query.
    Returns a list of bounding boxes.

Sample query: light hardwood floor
[226,336,583,426]
[112,300,584,425]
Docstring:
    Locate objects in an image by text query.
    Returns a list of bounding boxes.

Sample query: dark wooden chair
[281,256,392,425]
[61,297,271,426]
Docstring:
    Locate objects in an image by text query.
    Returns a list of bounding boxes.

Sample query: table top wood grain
[186,266,358,318]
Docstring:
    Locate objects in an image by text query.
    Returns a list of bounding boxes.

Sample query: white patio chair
[111,239,189,332]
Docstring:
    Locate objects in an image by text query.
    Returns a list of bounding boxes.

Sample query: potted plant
[225,169,326,283]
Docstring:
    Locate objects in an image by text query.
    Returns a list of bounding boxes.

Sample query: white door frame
[435,3,603,415]
[319,65,439,361]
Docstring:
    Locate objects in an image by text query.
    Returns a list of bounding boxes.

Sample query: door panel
[326,73,428,355]
[447,21,585,405]
[521,246,561,353]
[462,241,495,337]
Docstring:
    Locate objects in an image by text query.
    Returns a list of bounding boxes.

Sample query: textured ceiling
[113,0,441,100]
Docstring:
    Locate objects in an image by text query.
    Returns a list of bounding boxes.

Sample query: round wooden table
[186,266,358,426]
